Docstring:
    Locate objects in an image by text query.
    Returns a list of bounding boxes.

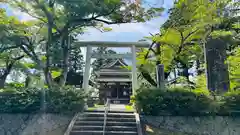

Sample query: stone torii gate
[74,41,149,95]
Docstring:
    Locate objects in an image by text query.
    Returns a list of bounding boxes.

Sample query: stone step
[78,117,136,122]
[70,130,138,135]
[85,110,134,114]
[72,125,137,131]
[75,121,137,126]
[83,113,135,118]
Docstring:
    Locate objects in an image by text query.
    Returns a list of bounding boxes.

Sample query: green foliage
[51,70,62,79]
[220,91,240,115]
[91,47,117,73]
[228,47,240,90]
[7,82,25,88]
[134,87,213,116]
[44,86,87,113]
[195,74,208,90]
[0,88,41,113]
[211,30,233,39]
[137,0,239,86]
[102,27,113,32]
[0,87,87,113]
[232,22,240,29]
[5,0,163,88]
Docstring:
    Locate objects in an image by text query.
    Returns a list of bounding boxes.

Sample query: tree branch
[0,46,19,53]
[1,55,24,79]
[183,28,199,41]
[12,55,24,61]
[93,18,127,24]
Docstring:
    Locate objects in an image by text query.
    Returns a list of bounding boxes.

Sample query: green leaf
[232,22,240,29]
[211,30,233,38]
[41,56,47,61]
[102,27,112,32]
[51,70,61,79]
[154,28,181,45]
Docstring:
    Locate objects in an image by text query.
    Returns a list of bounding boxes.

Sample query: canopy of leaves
[228,47,240,90]
[137,0,239,86]
[9,0,163,35]
[92,47,117,72]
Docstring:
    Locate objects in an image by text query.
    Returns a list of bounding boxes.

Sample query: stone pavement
[90,104,130,112]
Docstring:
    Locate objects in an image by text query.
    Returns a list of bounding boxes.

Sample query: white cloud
[11,9,35,21]
[77,0,174,42]
[77,16,167,42]
[0,3,35,21]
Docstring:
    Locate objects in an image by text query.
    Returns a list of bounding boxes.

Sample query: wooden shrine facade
[95,59,132,104]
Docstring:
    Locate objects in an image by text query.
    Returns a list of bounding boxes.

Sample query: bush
[0,87,87,113]
[0,88,41,113]
[219,91,240,115]
[45,87,87,113]
[6,82,25,88]
[134,87,214,116]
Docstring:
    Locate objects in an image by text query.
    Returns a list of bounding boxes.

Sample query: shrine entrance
[95,59,132,104]
[74,41,149,104]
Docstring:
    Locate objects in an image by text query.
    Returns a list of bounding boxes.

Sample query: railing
[103,98,110,135]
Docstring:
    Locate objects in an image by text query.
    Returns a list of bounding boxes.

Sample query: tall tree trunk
[0,60,19,88]
[155,43,161,65]
[0,75,7,89]
[38,0,55,88]
[59,34,70,87]
[25,75,31,88]
[44,19,54,88]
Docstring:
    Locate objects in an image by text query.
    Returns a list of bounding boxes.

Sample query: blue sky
[0,0,174,60]
[78,0,174,53]
[1,0,173,43]
[78,0,173,42]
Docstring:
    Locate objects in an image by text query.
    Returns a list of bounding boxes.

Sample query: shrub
[219,90,240,115]
[6,82,25,88]
[45,87,87,113]
[0,87,87,113]
[0,88,41,113]
[134,87,214,116]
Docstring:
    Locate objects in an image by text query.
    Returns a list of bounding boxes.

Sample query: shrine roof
[95,59,131,76]
[101,58,128,68]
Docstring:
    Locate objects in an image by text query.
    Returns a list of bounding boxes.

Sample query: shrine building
[94,59,132,104]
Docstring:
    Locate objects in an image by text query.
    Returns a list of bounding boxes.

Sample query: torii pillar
[83,45,92,91]
[131,45,138,95]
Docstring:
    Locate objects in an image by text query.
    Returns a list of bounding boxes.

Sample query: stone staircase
[67,110,139,135]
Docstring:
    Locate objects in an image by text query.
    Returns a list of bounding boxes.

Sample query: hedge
[133,88,216,116]
[218,90,240,115]
[133,87,240,116]
[0,87,87,113]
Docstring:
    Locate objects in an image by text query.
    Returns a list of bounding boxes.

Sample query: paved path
[89,104,130,111]
[109,104,126,111]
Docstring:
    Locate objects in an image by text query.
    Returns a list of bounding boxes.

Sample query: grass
[94,104,104,108]
[125,105,134,111]
[87,104,104,110]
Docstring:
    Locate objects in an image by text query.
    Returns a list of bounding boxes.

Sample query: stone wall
[141,116,240,135]
[0,113,73,135]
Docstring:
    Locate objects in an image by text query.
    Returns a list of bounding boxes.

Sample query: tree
[138,0,237,87]
[6,0,163,88]
[228,47,240,90]
[91,47,117,79]
[0,50,24,88]
[0,9,26,88]
[69,46,84,73]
